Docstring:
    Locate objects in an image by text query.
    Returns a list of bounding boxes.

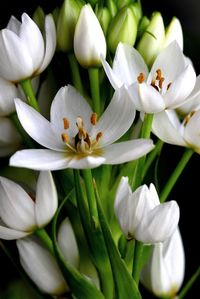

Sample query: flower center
[183,110,195,126]
[137,69,172,93]
[61,113,103,156]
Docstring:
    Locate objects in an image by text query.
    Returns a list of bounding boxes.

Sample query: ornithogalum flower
[140,228,185,298]
[152,107,200,154]
[10,85,154,170]
[0,13,56,82]
[0,77,20,116]
[114,177,180,244]
[74,4,106,68]
[0,117,21,157]
[101,41,196,113]
[0,171,58,240]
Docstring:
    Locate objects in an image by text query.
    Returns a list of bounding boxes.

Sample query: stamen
[91,112,97,125]
[137,73,145,83]
[61,133,69,143]
[96,132,103,142]
[156,69,162,81]
[159,77,165,89]
[167,82,172,90]
[63,118,70,130]
[183,110,195,126]
[151,80,159,91]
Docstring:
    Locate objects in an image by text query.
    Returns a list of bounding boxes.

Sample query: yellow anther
[63,118,70,130]
[167,82,172,90]
[137,73,145,83]
[61,133,69,143]
[159,77,165,89]
[96,132,103,142]
[91,112,97,125]
[156,69,162,81]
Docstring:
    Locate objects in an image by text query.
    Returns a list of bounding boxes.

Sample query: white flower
[10,85,154,170]
[0,171,58,240]
[74,4,106,68]
[16,217,80,295]
[0,117,21,157]
[0,13,56,82]
[0,77,20,116]
[101,41,196,113]
[114,177,180,244]
[152,108,200,154]
[140,228,185,298]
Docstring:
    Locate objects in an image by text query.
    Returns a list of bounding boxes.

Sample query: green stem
[178,265,200,299]
[124,239,135,274]
[88,68,101,115]
[68,53,84,94]
[132,241,143,285]
[20,79,40,111]
[160,148,193,203]
[35,228,54,255]
[82,169,99,223]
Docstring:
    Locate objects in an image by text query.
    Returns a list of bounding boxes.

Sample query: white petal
[152,111,186,146]
[92,86,135,146]
[104,139,154,164]
[0,117,21,145]
[164,64,196,108]
[0,78,19,116]
[16,236,68,295]
[35,171,58,227]
[112,43,149,87]
[15,98,65,151]
[0,29,33,81]
[184,109,200,149]
[20,13,44,70]
[7,15,21,35]
[57,217,80,268]
[149,183,160,206]
[163,17,183,50]
[100,55,122,89]
[0,224,30,240]
[9,148,106,170]
[0,176,36,231]
[129,82,165,113]
[38,14,56,73]
[148,41,185,85]
[50,85,93,137]
[136,200,180,243]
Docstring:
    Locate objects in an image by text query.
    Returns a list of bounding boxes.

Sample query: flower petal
[184,109,200,150]
[0,29,33,81]
[16,236,68,295]
[7,15,21,35]
[104,139,154,164]
[0,176,36,231]
[20,13,44,70]
[35,171,58,227]
[100,55,122,89]
[152,111,186,146]
[135,200,180,243]
[92,86,135,146]
[0,78,19,116]
[37,14,56,73]
[50,85,93,137]
[0,224,30,240]
[15,98,65,151]
[112,43,149,87]
[128,82,165,113]
[164,64,196,108]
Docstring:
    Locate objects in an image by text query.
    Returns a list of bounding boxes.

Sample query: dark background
[0,0,200,298]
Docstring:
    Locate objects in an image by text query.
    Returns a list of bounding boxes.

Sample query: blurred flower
[0,13,56,82]
[0,117,22,157]
[140,228,185,298]
[0,171,57,240]
[152,107,200,154]
[10,85,154,170]
[114,177,180,244]
[101,41,196,113]
[74,4,106,68]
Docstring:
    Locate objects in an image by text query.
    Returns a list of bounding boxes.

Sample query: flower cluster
[0,1,199,299]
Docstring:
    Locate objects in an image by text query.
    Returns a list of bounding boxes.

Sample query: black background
[0,0,199,298]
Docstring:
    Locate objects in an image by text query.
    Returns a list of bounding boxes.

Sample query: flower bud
[96,7,111,35]
[106,0,117,17]
[141,228,185,298]
[137,16,150,38]
[129,2,142,24]
[107,5,137,54]
[163,17,183,50]
[57,0,83,52]
[74,4,106,68]
[117,0,132,9]
[32,6,45,32]
[137,12,165,66]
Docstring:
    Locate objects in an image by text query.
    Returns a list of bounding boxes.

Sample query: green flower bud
[96,7,111,35]
[137,16,150,38]
[107,5,137,54]
[136,11,165,66]
[164,17,183,50]
[106,0,118,17]
[117,0,132,9]
[32,6,45,32]
[56,0,84,52]
[130,2,142,24]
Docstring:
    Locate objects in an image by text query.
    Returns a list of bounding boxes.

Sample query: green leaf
[52,193,105,299]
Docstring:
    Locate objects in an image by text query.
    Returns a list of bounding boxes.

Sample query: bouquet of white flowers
[0,1,199,298]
